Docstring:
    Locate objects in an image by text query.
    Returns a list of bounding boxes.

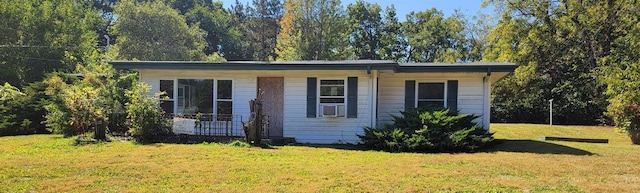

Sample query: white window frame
[415,81,447,108]
[215,79,233,117]
[318,78,347,118]
[159,79,176,114]
[162,77,234,116]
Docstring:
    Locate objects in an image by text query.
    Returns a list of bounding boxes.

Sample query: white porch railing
[171,114,269,137]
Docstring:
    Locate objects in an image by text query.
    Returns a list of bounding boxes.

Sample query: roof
[109,60,516,73]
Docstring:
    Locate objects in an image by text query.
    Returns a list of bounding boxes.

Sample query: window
[177,79,214,114]
[216,80,233,120]
[159,80,174,114]
[417,82,445,108]
[319,79,345,117]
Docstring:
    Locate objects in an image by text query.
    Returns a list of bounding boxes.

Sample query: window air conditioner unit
[321,104,345,117]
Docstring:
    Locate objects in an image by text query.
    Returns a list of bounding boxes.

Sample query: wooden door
[257,77,284,138]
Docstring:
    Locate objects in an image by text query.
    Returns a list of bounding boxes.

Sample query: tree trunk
[630,130,640,145]
[242,99,264,145]
[94,118,106,140]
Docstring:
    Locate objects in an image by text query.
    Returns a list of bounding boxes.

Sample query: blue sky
[220,0,493,21]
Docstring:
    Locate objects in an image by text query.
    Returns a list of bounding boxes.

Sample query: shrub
[610,103,640,144]
[358,108,494,152]
[126,81,171,143]
[0,82,52,136]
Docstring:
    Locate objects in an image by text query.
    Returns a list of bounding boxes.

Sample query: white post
[549,99,553,126]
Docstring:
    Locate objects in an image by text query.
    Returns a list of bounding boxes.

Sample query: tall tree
[247,0,283,61]
[347,0,382,60]
[0,0,100,87]
[181,1,245,60]
[275,0,303,60]
[379,5,407,62]
[112,0,206,61]
[599,0,640,143]
[485,0,631,124]
[92,0,120,48]
[461,12,493,62]
[276,0,351,60]
[403,8,467,62]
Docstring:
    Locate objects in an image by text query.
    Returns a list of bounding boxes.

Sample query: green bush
[126,82,171,143]
[0,82,52,136]
[358,108,494,152]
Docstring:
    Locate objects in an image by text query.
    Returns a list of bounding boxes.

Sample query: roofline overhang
[109,61,516,74]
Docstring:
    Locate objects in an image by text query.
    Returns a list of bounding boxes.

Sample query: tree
[276,0,351,60]
[462,13,493,62]
[183,0,246,60]
[111,0,206,61]
[275,0,303,60]
[485,0,622,125]
[246,0,283,61]
[347,0,382,60]
[0,0,100,87]
[599,0,640,144]
[379,5,408,62]
[403,8,467,62]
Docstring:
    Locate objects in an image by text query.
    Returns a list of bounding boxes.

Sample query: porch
[171,114,271,138]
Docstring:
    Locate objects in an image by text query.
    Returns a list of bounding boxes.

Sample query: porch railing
[170,114,269,137]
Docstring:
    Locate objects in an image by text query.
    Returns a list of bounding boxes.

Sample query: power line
[0,45,106,49]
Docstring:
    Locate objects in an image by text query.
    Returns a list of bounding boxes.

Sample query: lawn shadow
[483,139,595,155]
[289,143,369,151]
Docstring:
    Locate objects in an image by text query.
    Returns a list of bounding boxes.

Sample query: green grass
[1,124,639,192]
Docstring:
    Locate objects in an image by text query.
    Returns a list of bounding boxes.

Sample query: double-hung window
[319,79,345,117]
[159,80,175,114]
[216,80,233,121]
[417,82,445,108]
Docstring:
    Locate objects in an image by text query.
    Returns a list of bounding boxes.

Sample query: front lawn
[1,124,639,192]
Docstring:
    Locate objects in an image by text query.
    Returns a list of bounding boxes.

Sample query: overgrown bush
[126,81,171,143]
[358,108,494,152]
[610,103,640,144]
[0,82,55,136]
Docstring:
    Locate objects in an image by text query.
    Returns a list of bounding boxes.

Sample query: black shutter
[447,80,458,112]
[405,80,416,111]
[307,77,317,118]
[347,77,358,118]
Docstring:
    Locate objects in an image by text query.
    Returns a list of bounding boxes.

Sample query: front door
[257,77,284,138]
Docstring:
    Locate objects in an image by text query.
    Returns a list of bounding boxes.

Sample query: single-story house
[111,60,515,144]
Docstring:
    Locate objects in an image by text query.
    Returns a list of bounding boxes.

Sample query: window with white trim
[159,80,174,114]
[177,79,214,114]
[216,80,233,120]
[417,82,445,108]
[319,79,345,117]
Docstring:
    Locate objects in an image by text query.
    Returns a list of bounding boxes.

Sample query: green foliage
[0,0,100,87]
[347,0,382,60]
[359,108,493,152]
[0,83,30,136]
[402,8,467,62]
[185,1,243,60]
[276,0,351,60]
[227,0,282,61]
[600,1,640,144]
[125,81,171,143]
[0,81,56,136]
[484,0,639,125]
[112,0,206,61]
[379,5,407,62]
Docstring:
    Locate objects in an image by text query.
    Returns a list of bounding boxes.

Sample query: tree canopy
[111,0,206,61]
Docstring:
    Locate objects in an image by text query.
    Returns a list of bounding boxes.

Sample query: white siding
[376,72,488,128]
[137,69,492,143]
[283,72,372,144]
[138,69,373,144]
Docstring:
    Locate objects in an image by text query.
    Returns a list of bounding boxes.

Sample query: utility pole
[549,99,553,127]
